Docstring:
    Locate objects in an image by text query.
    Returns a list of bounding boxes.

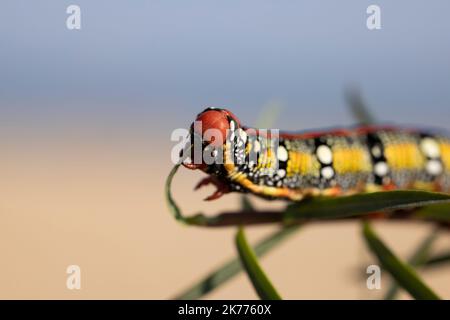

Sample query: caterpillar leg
[194,176,231,201]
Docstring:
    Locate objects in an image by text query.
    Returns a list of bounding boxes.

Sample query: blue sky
[1,1,449,132]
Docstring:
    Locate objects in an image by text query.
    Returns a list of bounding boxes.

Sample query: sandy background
[1,1,450,299]
[1,120,449,299]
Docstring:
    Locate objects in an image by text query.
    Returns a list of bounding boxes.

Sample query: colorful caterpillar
[182,107,450,202]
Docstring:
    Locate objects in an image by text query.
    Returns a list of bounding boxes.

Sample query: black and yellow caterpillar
[182,107,450,202]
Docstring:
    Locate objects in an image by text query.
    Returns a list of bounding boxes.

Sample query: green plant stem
[235,227,282,300]
[384,229,439,300]
[362,222,441,300]
[166,163,450,227]
[424,250,450,267]
[173,224,300,299]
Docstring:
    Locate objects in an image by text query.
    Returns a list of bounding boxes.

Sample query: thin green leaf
[424,250,450,268]
[173,224,300,299]
[362,222,441,300]
[235,227,282,300]
[165,159,214,226]
[167,166,450,226]
[345,88,377,125]
[415,203,450,223]
[165,163,185,223]
[384,229,439,300]
[284,190,450,222]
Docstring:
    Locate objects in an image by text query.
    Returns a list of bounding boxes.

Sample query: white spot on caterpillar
[321,166,334,179]
[277,169,286,178]
[277,146,288,162]
[253,140,261,153]
[238,129,247,143]
[316,145,333,165]
[371,145,382,158]
[420,138,440,159]
[229,120,236,132]
[374,161,389,177]
[426,160,443,176]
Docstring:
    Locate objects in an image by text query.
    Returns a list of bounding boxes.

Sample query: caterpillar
[182,107,450,202]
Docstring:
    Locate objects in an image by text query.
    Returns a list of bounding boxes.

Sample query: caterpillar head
[182,107,241,170]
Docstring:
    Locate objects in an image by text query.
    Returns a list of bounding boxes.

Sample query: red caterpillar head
[193,107,241,147]
[182,107,241,170]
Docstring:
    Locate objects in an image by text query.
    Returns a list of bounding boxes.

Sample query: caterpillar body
[182,107,450,202]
